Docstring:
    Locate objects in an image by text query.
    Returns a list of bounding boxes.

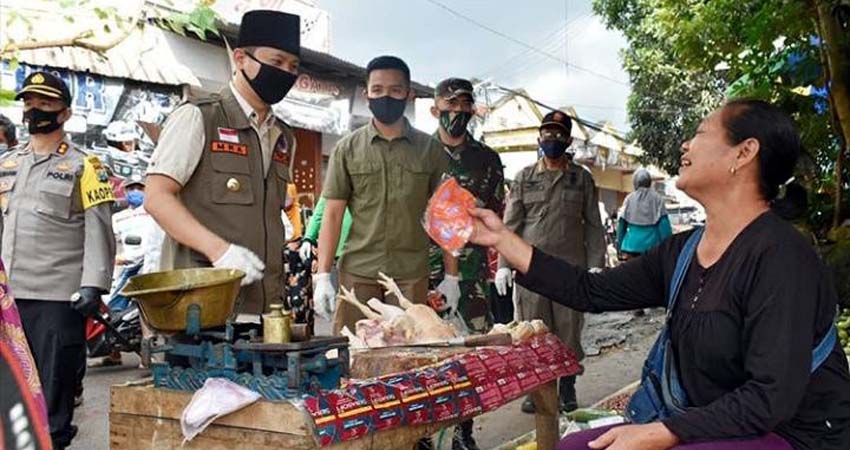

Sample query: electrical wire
[476,12,591,80]
[421,0,631,87]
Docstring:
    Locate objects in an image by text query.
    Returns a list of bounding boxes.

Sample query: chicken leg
[377,272,415,309]
[338,286,381,320]
[377,272,458,340]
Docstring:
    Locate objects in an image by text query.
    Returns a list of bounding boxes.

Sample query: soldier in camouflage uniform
[428,78,505,450]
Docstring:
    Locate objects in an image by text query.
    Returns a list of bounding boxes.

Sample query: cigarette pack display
[474,380,505,412]
[326,387,374,441]
[381,373,431,425]
[302,394,339,446]
[357,380,405,431]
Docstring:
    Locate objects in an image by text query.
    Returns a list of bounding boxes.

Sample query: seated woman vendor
[468,99,850,450]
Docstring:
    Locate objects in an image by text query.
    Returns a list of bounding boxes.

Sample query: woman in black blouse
[469,100,850,450]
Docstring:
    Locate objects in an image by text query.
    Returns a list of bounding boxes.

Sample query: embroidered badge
[272,134,289,164]
[210,140,248,156]
[217,127,240,144]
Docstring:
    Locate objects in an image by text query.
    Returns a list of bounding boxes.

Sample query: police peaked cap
[238,10,301,57]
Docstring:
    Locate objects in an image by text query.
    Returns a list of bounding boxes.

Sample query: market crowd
[0,8,847,450]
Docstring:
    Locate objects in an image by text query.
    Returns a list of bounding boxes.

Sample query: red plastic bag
[424,178,478,254]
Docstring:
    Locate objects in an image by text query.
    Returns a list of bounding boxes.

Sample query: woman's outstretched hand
[468,208,507,247]
[588,423,679,450]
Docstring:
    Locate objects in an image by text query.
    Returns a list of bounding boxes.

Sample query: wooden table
[109,348,560,450]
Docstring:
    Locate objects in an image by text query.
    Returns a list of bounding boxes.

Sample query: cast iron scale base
[143,304,349,400]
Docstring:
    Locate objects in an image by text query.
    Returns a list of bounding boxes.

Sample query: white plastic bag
[180,378,262,443]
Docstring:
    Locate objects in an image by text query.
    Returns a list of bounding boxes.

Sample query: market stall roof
[2,24,201,87]
[589,124,624,151]
[211,22,433,97]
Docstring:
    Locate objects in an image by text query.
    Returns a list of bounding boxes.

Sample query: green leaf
[93,7,108,20]
[64,15,76,24]
[103,24,112,34]
[168,20,187,37]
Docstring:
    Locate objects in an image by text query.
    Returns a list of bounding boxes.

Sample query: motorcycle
[85,235,144,359]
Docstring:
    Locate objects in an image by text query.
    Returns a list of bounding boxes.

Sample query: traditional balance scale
[121,268,349,400]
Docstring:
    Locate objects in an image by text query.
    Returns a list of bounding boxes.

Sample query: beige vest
[175,88,294,315]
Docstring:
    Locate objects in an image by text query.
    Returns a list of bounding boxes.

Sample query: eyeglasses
[540,129,568,141]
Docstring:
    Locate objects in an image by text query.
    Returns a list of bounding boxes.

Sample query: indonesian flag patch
[217,127,239,144]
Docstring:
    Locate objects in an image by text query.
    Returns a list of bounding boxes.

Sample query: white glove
[313,272,336,321]
[495,268,513,297]
[212,244,265,286]
[437,274,461,313]
[299,241,313,262]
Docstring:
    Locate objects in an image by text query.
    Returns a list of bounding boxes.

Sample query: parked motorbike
[85,235,144,358]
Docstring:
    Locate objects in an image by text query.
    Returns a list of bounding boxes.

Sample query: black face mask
[242,52,297,105]
[23,107,65,135]
[369,96,407,125]
[540,140,570,159]
[439,110,472,138]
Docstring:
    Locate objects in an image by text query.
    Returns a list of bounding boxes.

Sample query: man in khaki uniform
[314,56,447,333]
[145,10,300,315]
[0,71,115,450]
[497,110,606,414]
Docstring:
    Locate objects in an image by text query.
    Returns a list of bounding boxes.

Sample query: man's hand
[588,423,679,450]
[313,273,336,320]
[299,240,314,262]
[72,287,105,317]
[494,268,513,296]
[437,274,461,313]
[212,244,265,286]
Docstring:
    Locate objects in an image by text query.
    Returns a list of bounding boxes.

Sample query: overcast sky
[317,0,632,132]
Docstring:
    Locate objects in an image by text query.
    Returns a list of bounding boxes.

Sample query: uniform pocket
[210,150,251,174]
[348,160,381,197]
[38,180,75,219]
[521,190,547,220]
[561,189,583,216]
[211,173,254,205]
[0,176,15,214]
[399,162,429,203]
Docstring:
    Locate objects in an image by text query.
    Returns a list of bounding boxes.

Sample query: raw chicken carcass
[338,286,417,345]
[340,326,367,349]
[337,277,460,348]
[377,272,458,341]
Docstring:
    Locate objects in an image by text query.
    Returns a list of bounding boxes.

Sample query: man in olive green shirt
[315,55,446,333]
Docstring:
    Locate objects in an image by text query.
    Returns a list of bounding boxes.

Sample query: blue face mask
[539,140,568,159]
[126,190,144,208]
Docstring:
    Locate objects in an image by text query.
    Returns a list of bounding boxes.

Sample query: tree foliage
[593,0,850,228]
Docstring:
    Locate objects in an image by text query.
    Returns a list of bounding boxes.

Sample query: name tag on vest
[210,140,248,156]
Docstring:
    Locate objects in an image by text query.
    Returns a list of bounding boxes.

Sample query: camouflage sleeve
[484,151,506,215]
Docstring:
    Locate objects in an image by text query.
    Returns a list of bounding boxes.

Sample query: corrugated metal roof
[6,26,201,87]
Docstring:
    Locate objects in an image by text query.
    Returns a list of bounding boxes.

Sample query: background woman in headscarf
[617,168,672,260]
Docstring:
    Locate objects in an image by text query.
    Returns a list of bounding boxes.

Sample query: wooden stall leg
[531,380,559,450]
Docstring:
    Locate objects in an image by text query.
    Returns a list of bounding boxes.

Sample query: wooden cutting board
[349,347,469,379]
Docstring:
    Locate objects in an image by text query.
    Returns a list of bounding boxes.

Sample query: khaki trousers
[332,271,428,335]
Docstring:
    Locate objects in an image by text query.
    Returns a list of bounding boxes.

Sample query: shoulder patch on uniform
[57,142,69,155]
[81,155,115,209]
[272,132,291,164]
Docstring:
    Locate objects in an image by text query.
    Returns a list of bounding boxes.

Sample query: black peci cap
[540,110,573,134]
[435,78,474,101]
[238,10,301,57]
[15,71,72,106]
